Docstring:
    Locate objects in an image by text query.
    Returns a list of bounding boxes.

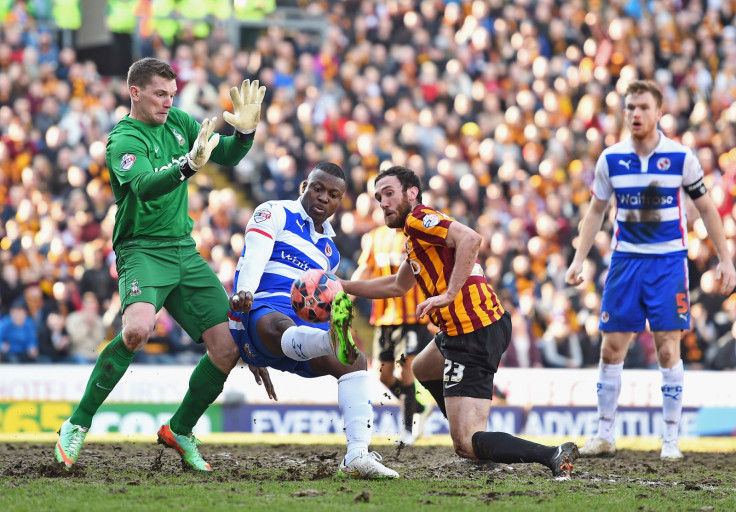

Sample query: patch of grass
[3,472,732,512]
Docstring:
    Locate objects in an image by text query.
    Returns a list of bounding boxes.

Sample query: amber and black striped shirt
[357,225,427,326]
[404,205,504,336]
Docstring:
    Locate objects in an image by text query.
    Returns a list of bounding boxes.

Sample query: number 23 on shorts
[444,359,465,387]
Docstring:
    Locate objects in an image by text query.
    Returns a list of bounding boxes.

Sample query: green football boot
[55,419,88,470]
[329,291,359,365]
[157,420,211,471]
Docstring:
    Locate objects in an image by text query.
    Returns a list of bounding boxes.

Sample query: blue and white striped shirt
[232,199,340,312]
[592,132,703,255]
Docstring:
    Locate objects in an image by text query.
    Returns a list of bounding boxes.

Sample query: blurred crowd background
[2,0,736,371]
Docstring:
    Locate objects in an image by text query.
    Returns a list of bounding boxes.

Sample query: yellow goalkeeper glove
[222,79,266,135]
[181,117,220,180]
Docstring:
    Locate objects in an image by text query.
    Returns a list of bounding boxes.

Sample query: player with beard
[341,165,579,478]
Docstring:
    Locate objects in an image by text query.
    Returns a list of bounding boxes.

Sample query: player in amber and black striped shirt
[351,225,434,445]
[342,166,579,478]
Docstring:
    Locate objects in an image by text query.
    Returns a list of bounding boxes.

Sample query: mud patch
[0,442,733,491]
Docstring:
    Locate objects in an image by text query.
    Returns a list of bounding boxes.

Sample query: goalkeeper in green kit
[54,57,272,472]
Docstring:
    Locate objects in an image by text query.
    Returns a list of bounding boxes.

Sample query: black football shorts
[435,312,511,399]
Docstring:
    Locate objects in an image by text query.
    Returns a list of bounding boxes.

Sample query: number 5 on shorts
[676,292,688,314]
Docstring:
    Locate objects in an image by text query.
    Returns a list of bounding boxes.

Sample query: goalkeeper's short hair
[127,57,177,89]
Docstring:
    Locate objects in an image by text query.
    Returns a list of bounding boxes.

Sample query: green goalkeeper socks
[169,354,227,435]
[70,333,136,429]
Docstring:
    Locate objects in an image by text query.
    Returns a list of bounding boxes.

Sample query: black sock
[400,383,418,431]
[418,379,446,418]
[472,431,556,466]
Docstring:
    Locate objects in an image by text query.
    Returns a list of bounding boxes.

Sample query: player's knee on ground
[451,435,476,460]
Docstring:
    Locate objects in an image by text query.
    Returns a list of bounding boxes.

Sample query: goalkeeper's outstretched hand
[222,79,266,134]
[181,117,220,180]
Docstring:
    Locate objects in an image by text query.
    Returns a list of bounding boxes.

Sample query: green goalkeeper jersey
[106,107,253,249]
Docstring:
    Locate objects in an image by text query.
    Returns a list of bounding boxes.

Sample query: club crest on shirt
[325,244,332,257]
[120,153,136,171]
[423,214,440,228]
[409,259,422,275]
[130,279,141,297]
[171,128,185,145]
[253,208,271,223]
[656,157,671,171]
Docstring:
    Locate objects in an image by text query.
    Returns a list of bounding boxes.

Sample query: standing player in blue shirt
[228,162,398,479]
[566,80,736,460]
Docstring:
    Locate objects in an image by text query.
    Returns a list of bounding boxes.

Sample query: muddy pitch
[1,441,733,488]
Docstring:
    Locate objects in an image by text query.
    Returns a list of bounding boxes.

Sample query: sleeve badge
[422,214,440,228]
[253,208,272,223]
[120,154,136,171]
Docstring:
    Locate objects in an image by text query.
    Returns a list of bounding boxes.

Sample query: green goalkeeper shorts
[116,237,229,342]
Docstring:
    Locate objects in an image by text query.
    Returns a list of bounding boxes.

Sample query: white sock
[596,361,623,442]
[280,325,334,361]
[338,370,372,464]
[660,359,684,443]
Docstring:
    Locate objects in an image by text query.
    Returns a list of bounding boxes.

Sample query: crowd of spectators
[1,0,736,371]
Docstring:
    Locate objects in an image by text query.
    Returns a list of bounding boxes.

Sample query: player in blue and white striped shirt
[566,80,736,461]
[228,162,398,479]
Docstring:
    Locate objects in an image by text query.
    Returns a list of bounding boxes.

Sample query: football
[291,268,343,323]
